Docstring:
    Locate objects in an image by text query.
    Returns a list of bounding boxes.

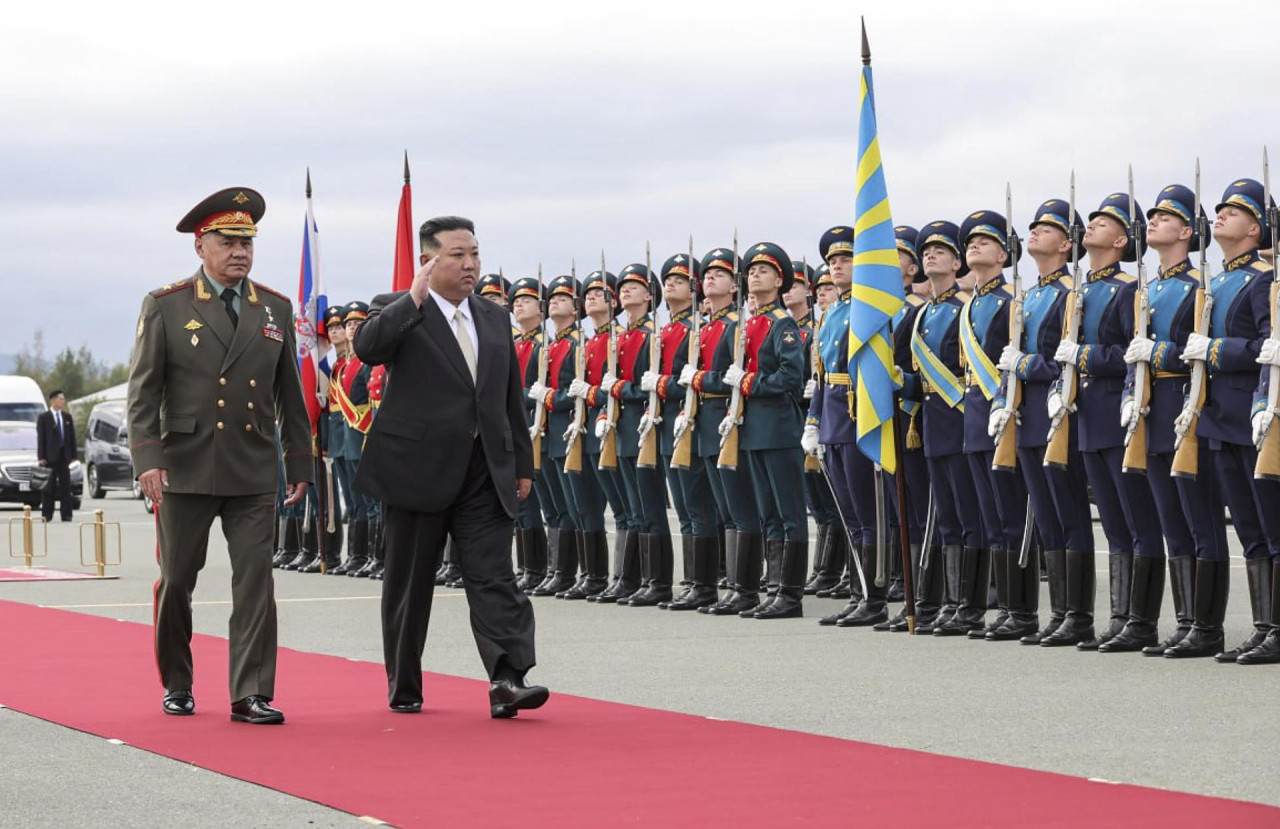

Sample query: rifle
[1044,171,1082,470]
[638,242,662,469]
[672,235,700,470]
[717,232,746,469]
[530,264,548,472]
[1256,147,1280,480]
[598,251,621,470]
[1171,159,1212,479]
[992,183,1023,472]
[1122,164,1151,474]
[564,258,587,473]
[803,255,823,474]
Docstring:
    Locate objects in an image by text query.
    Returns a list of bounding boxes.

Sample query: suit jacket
[352,290,534,518]
[36,410,76,464]
[127,270,314,496]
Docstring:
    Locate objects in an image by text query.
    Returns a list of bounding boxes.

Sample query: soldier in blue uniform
[803,226,882,626]
[1180,179,1278,663]
[715,242,807,619]
[1121,185,1231,657]
[901,221,987,636]
[682,249,764,616]
[1051,194,1165,650]
[597,264,674,607]
[990,199,1094,646]
[957,211,1037,641]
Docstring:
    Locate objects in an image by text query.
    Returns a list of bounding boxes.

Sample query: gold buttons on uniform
[218,399,225,408]
[217,421,225,430]
[219,377,227,386]
[249,379,257,388]
[245,424,253,432]
[247,402,254,410]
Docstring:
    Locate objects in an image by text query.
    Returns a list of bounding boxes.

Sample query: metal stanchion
[7,506,47,568]
[78,509,122,578]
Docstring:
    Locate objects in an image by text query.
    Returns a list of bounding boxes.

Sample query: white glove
[600,372,618,391]
[801,424,821,456]
[1254,409,1274,449]
[997,344,1024,372]
[803,379,816,399]
[594,418,613,440]
[673,411,689,437]
[724,364,745,388]
[526,381,549,403]
[562,423,581,442]
[987,406,1011,438]
[1047,391,1065,421]
[638,410,657,435]
[717,414,735,438]
[1181,332,1210,363]
[640,371,660,392]
[677,364,696,387]
[1124,337,1155,364]
[528,424,541,442]
[1053,340,1080,365]
[1120,400,1136,429]
[567,378,590,399]
[1257,338,1280,368]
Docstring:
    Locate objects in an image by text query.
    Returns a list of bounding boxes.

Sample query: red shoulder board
[252,281,291,303]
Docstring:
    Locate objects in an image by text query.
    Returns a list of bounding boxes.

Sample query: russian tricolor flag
[296,173,328,436]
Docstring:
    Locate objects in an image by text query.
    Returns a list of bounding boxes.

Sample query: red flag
[392,152,414,291]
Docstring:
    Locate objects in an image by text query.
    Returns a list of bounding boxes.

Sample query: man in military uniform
[991,199,1093,646]
[129,187,312,724]
[299,305,350,575]
[336,301,382,578]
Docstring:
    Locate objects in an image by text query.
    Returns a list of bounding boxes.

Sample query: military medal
[191,333,199,347]
[263,323,284,342]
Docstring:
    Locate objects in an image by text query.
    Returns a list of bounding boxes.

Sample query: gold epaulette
[151,279,191,298]
[906,294,926,307]
[728,311,740,322]
[771,308,788,319]
[1115,272,1136,284]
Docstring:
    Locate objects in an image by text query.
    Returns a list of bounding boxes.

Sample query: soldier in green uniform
[128,188,312,724]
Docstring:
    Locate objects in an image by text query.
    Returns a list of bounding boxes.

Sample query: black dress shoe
[230,695,285,724]
[163,690,195,716]
[389,701,422,713]
[489,677,549,719]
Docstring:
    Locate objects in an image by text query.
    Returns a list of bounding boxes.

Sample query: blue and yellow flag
[848,52,905,472]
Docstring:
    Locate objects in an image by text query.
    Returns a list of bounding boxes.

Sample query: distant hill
[0,354,14,374]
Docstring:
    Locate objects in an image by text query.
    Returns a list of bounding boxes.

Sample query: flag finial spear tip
[861,18,870,65]
[305,168,312,199]
[403,151,410,184]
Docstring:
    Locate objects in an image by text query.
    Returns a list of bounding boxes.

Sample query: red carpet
[0,600,1274,828]
[0,567,113,581]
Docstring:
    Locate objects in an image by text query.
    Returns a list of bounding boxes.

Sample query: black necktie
[221,287,239,329]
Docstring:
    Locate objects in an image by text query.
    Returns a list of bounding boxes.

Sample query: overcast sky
[3,0,1279,365]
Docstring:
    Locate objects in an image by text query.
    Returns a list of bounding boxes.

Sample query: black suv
[85,401,151,512]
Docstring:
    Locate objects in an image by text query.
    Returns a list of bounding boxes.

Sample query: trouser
[823,442,877,547]
[745,448,808,543]
[154,491,277,702]
[328,456,351,523]
[617,456,671,536]
[665,454,717,538]
[515,479,544,531]
[707,456,759,533]
[566,456,608,533]
[1081,446,1164,557]
[1149,450,1227,560]
[544,455,582,530]
[532,458,563,529]
[968,450,1027,551]
[1018,443,1093,553]
[40,459,73,521]
[805,467,841,526]
[1211,440,1276,561]
[927,451,981,549]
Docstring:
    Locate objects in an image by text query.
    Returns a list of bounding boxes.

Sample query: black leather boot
[1215,557,1272,663]
[877,543,925,632]
[333,520,366,576]
[513,524,526,586]
[355,520,383,577]
[273,517,301,568]
[586,530,610,595]
[668,536,720,611]
[593,530,641,604]
[518,529,548,593]
[837,544,888,627]
[886,536,905,603]
[284,522,318,570]
[535,528,579,597]
[618,533,654,606]
[816,531,851,599]
[744,540,784,617]
[562,531,602,600]
[1237,562,1280,664]
[302,517,344,573]
[1041,549,1095,647]
[706,531,761,616]
[972,548,1010,639]
[755,540,807,619]
[1100,554,1163,652]
[1165,559,1229,658]
[897,545,943,633]
[368,516,386,579]
[1144,556,1195,655]
[1079,552,1132,651]
[717,525,729,589]
[627,534,674,607]
[1022,549,1066,645]
[661,535,696,608]
[556,531,591,599]
[701,529,738,613]
[988,548,1040,641]
[936,547,989,636]
[804,524,832,594]
[931,545,963,630]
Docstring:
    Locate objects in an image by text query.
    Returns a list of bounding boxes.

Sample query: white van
[0,375,47,423]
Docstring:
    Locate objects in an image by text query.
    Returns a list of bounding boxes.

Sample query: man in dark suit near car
[36,389,76,522]
[353,215,547,719]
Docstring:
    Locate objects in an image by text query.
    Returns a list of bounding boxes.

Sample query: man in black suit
[36,390,76,522]
[353,215,547,719]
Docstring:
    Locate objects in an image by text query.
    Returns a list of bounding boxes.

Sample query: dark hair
[49,389,64,400]
[419,216,475,253]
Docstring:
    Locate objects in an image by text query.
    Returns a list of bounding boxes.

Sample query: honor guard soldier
[990,199,1094,646]
[716,242,808,619]
[511,277,556,592]
[477,273,513,310]
[571,270,641,604]
[643,253,721,611]
[128,187,312,723]
[787,261,844,597]
[1183,178,1278,663]
[339,302,383,579]
[1055,193,1164,651]
[596,264,675,606]
[803,226,881,626]
[957,210,1037,641]
[366,359,387,581]
[681,248,764,616]
[314,305,353,574]
[1125,184,1230,657]
[877,225,931,632]
[901,221,986,636]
